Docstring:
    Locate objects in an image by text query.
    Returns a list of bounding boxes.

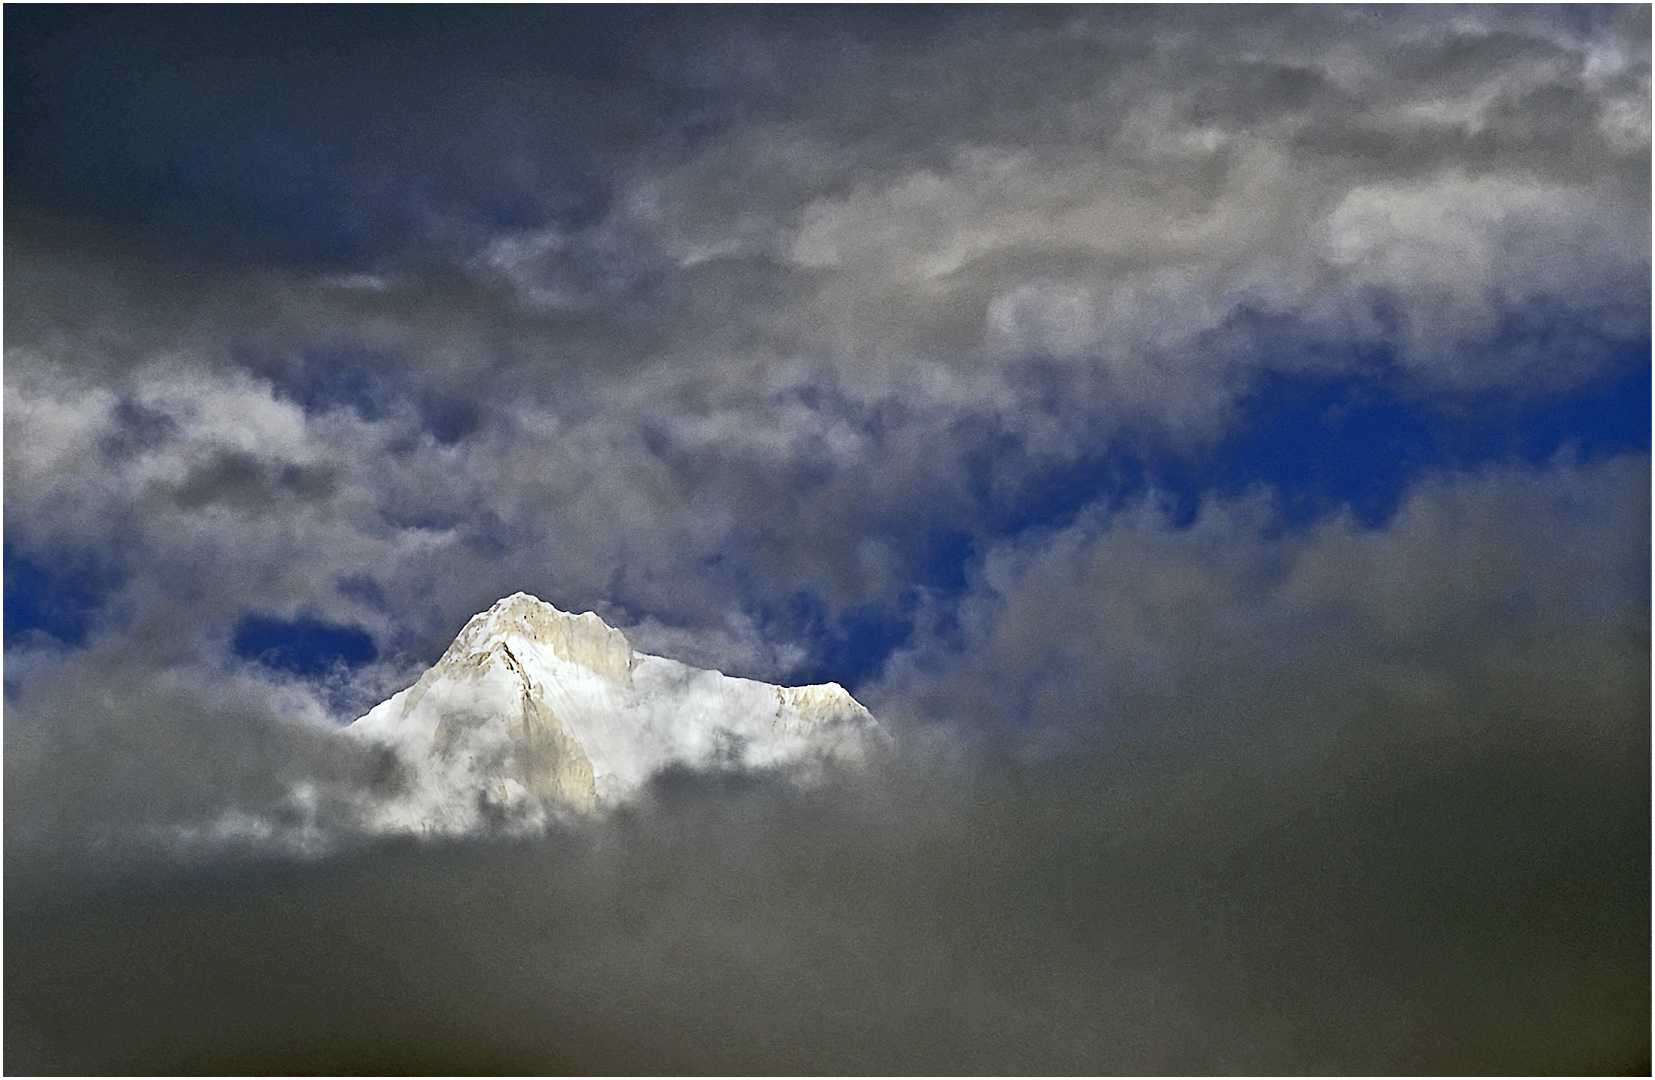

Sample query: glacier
[347,592,886,835]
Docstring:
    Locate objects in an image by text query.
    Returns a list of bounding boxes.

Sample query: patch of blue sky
[232,614,378,678]
[254,346,401,422]
[3,546,124,649]
[768,592,918,693]
[988,342,1651,541]
[247,346,484,445]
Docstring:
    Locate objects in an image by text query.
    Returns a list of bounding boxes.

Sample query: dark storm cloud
[5,6,649,262]
[170,451,338,512]
[8,730,1646,1074]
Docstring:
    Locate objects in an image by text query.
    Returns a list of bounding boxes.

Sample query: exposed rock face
[348,593,885,835]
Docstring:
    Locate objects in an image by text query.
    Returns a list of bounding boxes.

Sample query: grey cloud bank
[9,733,1645,1073]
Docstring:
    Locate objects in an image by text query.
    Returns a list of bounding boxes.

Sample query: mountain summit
[348,593,885,834]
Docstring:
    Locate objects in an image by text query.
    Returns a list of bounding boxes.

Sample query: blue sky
[2,2,1646,821]
[4,7,1648,1072]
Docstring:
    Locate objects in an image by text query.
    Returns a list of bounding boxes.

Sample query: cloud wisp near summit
[4,6,1649,1073]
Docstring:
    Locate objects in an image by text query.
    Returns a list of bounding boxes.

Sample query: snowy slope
[348,593,885,834]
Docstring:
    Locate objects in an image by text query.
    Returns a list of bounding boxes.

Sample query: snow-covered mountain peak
[347,593,886,835]
[443,592,637,684]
